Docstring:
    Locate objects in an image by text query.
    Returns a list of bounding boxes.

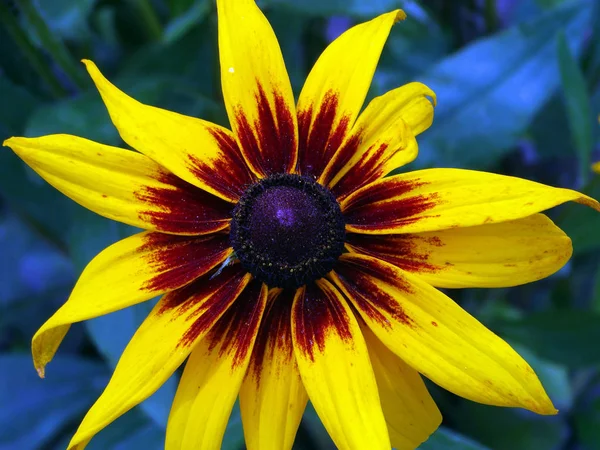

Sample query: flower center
[230,174,345,289]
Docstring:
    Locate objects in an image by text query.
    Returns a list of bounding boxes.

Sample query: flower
[4,1,600,449]
[594,162,600,173]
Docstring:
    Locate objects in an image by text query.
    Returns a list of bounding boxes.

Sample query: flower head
[4,1,600,449]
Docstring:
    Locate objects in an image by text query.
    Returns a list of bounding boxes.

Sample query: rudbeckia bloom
[4,1,600,449]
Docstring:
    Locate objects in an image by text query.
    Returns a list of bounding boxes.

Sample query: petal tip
[576,195,600,212]
[394,9,407,23]
[2,137,16,148]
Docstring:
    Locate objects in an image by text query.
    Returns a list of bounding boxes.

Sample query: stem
[0,2,65,97]
[129,0,162,40]
[15,0,88,90]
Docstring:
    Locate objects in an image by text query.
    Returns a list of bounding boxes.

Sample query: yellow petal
[240,289,308,450]
[361,323,441,450]
[4,135,232,234]
[342,168,600,234]
[322,82,435,200]
[329,254,557,415]
[33,232,232,377]
[346,214,572,288]
[216,0,298,176]
[593,161,600,173]
[297,10,406,179]
[291,280,390,450]
[67,266,252,450]
[83,60,256,202]
[166,280,268,450]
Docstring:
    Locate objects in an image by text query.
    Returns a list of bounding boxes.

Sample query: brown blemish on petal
[346,233,440,275]
[292,283,352,362]
[431,321,438,327]
[204,279,267,368]
[333,257,413,329]
[136,172,232,234]
[141,232,232,292]
[298,91,350,179]
[343,178,440,231]
[234,83,297,176]
[158,265,250,348]
[188,128,256,201]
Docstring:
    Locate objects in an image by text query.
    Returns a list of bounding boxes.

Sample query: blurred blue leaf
[54,407,164,450]
[0,211,74,339]
[406,0,592,169]
[557,32,593,183]
[0,353,107,450]
[261,0,412,17]
[62,207,177,429]
[374,1,450,85]
[419,426,490,450]
[31,0,97,41]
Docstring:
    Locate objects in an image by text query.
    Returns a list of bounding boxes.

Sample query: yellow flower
[594,161,600,173]
[4,1,600,449]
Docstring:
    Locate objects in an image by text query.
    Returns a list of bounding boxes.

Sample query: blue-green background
[1,0,600,449]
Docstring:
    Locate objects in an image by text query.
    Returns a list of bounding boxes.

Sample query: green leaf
[162,1,211,45]
[557,32,593,182]
[556,176,600,255]
[493,310,600,368]
[410,0,592,169]
[419,426,490,450]
[449,401,567,450]
[574,395,600,450]
[0,75,39,140]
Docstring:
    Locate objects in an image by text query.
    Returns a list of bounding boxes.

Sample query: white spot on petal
[228,67,235,74]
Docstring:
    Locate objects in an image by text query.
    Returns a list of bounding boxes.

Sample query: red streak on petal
[235,84,297,175]
[203,279,267,368]
[298,91,350,179]
[292,283,352,362]
[136,172,232,234]
[343,178,439,231]
[332,142,390,202]
[320,132,361,187]
[334,257,413,329]
[141,232,232,292]
[250,289,295,381]
[345,233,440,275]
[158,265,249,348]
[188,128,256,201]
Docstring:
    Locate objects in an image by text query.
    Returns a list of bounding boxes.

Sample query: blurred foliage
[1,0,600,449]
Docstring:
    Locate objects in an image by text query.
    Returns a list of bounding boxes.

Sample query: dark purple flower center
[230,174,345,289]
